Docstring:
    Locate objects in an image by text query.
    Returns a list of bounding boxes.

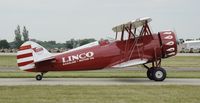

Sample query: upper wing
[112,17,152,32]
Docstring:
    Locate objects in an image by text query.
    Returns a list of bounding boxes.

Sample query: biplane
[17,17,177,81]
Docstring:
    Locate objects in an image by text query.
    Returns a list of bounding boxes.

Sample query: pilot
[99,38,109,46]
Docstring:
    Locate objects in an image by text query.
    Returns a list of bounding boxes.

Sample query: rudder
[17,41,52,71]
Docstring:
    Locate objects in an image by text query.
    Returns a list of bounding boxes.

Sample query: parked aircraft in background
[17,17,177,81]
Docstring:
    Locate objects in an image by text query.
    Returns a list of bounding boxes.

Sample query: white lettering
[79,53,87,59]
[71,55,79,61]
[163,32,172,35]
[166,41,174,46]
[164,35,173,40]
[167,52,176,56]
[62,57,66,62]
[166,48,175,52]
[86,52,94,57]
[62,51,94,65]
[68,56,72,62]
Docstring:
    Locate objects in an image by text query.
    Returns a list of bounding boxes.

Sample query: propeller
[172,28,180,45]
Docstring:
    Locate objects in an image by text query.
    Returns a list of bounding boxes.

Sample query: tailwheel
[152,67,166,81]
[36,74,43,81]
[35,72,46,81]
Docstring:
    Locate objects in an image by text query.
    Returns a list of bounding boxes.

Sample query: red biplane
[17,17,177,81]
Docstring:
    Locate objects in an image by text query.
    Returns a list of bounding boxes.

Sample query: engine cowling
[159,31,177,58]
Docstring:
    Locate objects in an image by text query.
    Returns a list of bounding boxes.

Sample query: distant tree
[65,38,96,49]
[35,40,66,49]
[9,41,16,49]
[48,41,56,45]
[14,25,22,42]
[79,38,96,46]
[14,25,23,48]
[65,39,74,49]
[22,26,29,41]
[0,39,10,49]
[56,43,66,49]
[72,39,79,48]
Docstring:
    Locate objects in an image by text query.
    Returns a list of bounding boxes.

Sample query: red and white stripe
[17,45,35,71]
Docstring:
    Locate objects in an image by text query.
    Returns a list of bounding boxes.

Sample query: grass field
[0,55,17,67]
[162,56,200,67]
[0,85,199,103]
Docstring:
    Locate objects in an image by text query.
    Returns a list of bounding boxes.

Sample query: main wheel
[36,74,43,81]
[152,67,166,81]
[147,68,154,80]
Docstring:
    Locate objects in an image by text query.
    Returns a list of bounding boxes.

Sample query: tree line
[0,25,29,49]
[34,38,96,49]
[0,25,96,49]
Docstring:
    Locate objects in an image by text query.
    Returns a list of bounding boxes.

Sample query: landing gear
[147,68,154,80]
[144,63,167,81]
[35,72,46,81]
[152,67,166,81]
[36,74,43,81]
[146,67,166,81]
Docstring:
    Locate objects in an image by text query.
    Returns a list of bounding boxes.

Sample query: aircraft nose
[159,31,178,58]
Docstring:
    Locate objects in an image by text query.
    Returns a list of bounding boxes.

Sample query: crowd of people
[0,49,17,53]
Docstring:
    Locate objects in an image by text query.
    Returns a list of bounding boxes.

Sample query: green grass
[0,70,200,78]
[0,55,17,67]
[0,85,200,103]
[162,56,200,67]
[0,70,145,78]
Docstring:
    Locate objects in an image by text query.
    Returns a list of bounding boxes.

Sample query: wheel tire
[152,67,166,81]
[147,68,154,80]
[36,74,43,81]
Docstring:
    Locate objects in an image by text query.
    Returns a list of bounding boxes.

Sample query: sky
[0,0,199,42]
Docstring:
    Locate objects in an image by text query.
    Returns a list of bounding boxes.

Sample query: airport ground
[0,53,200,103]
[0,85,200,103]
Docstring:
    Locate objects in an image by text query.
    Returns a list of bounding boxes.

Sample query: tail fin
[17,41,53,71]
